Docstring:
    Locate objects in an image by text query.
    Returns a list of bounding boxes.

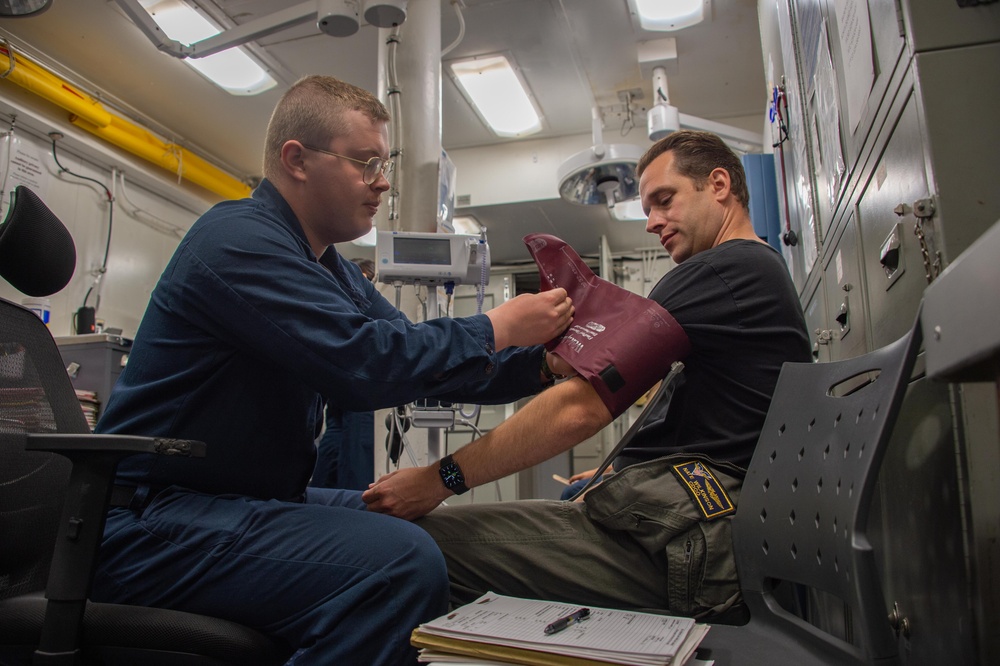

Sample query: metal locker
[855,90,929,350]
[913,42,1000,261]
[821,212,869,363]
[802,279,831,364]
[871,373,977,665]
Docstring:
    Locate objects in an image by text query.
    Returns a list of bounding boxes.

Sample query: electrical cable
[385,405,420,471]
[395,410,420,469]
[454,418,484,439]
[771,83,796,246]
[116,169,186,238]
[415,283,427,322]
[0,115,14,204]
[458,403,480,420]
[443,283,454,317]
[440,0,466,58]
[386,26,403,228]
[50,134,114,310]
[0,38,16,79]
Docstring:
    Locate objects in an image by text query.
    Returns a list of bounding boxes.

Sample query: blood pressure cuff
[524,233,691,418]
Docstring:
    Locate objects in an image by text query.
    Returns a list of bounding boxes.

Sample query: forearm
[455,377,612,488]
[363,377,612,519]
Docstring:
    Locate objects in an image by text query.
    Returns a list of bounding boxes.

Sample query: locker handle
[835,303,848,328]
[879,223,905,286]
[835,297,850,338]
[880,235,900,276]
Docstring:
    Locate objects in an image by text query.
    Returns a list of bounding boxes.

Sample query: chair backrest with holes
[731,310,922,663]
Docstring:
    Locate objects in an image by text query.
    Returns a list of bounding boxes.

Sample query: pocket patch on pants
[671,460,735,520]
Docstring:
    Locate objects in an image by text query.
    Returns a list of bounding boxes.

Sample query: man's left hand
[362,466,450,520]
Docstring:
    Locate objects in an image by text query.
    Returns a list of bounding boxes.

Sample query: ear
[280,140,308,183]
[707,167,731,203]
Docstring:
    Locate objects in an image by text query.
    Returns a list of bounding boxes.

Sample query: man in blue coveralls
[91,75,574,664]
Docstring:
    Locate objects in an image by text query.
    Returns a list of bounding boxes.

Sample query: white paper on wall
[833,0,875,133]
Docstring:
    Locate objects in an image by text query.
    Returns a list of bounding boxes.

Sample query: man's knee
[384,520,449,589]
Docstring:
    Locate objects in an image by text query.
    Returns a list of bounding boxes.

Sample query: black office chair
[0,186,292,665]
[695,311,922,665]
[0,185,77,298]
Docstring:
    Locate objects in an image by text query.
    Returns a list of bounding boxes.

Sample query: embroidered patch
[671,460,736,520]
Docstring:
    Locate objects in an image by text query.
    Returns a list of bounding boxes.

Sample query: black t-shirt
[617,239,811,470]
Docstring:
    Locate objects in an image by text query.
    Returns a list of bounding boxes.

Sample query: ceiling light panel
[632,0,707,32]
[139,0,276,95]
[448,54,542,138]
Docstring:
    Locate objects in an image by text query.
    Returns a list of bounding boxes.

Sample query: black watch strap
[438,454,470,495]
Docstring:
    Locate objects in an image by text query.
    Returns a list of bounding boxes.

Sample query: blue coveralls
[93,178,546,664]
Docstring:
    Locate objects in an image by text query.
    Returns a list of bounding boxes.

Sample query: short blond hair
[263,75,390,180]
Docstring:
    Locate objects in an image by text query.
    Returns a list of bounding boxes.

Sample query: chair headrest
[0,185,77,297]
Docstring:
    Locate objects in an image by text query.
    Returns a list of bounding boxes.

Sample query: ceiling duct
[557,107,644,207]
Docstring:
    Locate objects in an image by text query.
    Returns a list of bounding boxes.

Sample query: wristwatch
[438,454,470,495]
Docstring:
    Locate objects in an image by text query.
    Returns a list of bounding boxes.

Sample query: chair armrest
[25,433,206,458]
[24,432,207,657]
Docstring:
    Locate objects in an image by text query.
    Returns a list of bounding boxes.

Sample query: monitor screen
[393,237,452,265]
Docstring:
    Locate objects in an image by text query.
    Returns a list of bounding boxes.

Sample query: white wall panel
[1,118,209,338]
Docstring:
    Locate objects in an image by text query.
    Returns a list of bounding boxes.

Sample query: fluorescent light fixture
[633,0,706,31]
[139,0,276,95]
[449,55,541,138]
[610,198,647,221]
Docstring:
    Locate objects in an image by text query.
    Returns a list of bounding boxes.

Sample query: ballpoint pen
[543,608,591,635]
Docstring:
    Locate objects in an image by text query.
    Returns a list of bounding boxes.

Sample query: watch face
[441,462,464,486]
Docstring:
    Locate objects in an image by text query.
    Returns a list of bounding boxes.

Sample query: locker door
[822,213,868,362]
[802,280,831,364]
[855,91,928,349]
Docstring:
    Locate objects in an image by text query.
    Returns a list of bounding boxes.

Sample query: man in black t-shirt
[364,131,811,615]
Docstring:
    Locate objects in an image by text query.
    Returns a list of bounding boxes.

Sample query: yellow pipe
[1,45,111,127]
[1,45,250,200]
[71,115,251,200]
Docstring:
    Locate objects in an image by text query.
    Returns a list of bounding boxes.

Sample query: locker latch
[879,223,904,287]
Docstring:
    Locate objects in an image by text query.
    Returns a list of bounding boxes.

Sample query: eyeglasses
[300,143,394,185]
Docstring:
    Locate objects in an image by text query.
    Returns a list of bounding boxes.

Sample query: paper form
[418,593,703,663]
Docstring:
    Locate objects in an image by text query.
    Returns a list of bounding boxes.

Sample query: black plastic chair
[695,312,922,665]
[0,187,291,665]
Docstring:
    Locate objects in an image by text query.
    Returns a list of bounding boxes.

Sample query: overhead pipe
[0,44,111,128]
[69,115,250,200]
[0,44,250,200]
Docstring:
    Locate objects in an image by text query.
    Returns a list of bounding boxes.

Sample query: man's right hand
[486,288,573,350]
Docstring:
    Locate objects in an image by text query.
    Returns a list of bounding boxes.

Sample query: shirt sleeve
[166,211,543,411]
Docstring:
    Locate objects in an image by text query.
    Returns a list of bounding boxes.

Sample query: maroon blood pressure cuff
[524,233,691,418]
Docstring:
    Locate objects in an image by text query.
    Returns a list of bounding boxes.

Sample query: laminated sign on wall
[524,233,691,418]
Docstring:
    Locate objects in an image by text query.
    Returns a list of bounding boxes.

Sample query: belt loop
[129,485,151,512]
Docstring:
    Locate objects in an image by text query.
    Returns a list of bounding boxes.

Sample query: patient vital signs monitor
[376,230,490,286]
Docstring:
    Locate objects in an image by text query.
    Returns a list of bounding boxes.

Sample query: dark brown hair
[636,130,749,211]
